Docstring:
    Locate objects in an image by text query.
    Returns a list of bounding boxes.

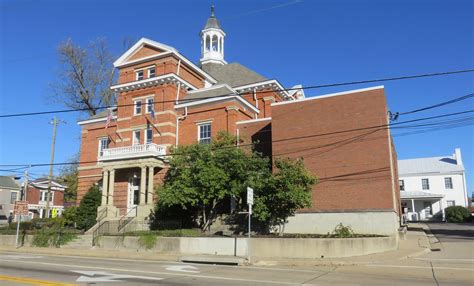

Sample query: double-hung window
[98,137,109,157]
[132,130,141,145]
[134,100,142,115]
[421,178,430,190]
[198,123,211,144]
[10,192,18,204]
[136,70,144,81]
[399,180,405,191]
[40,191,52,202]
[148,68,156,78]
[447,200,455,207]
[146,98,154,113]
[145,127,153,144]
[444,177,453,189]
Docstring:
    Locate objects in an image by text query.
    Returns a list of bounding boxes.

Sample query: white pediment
[113,38,178,68]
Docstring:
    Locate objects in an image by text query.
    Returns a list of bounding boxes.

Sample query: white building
[398,148,469,221]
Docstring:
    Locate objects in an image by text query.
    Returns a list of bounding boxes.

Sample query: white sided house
[398,148,468,222]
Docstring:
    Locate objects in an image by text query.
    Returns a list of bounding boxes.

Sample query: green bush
[32,228,76,248]
[62,206,78,227]
[333,223,354,238]
[445,206,471,222]
[76,185,101,230]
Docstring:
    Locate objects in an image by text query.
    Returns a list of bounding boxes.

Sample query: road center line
[0,259,302,285]
[0,274,75,286]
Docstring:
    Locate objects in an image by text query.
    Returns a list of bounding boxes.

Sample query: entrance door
[127,177,140,216]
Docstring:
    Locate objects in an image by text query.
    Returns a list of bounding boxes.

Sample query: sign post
[14,201,29,248]
[246,187,254,263]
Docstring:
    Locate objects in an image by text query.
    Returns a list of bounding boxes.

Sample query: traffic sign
[13,201,28,216]
[247,187,254,205]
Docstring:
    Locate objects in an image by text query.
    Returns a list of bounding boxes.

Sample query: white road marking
[367,264,473,271]
[165,265,200,273]
[0,259,302,285]
[71,270,163,282]
[415,258,474,262]
[0,255,43,260]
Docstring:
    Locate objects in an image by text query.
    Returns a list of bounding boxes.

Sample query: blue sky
[0,0,473,195]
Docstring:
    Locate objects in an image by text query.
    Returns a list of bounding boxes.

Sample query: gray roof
[0,176,20,190]
[398,156,464,176]
[184,85,235,101]
[400,191,444,199]
[202,62,267,87]
[203,6,223,30]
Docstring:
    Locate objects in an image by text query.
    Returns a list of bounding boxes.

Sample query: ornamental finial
[211,4,215,17]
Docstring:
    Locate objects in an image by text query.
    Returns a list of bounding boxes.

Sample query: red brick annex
[77,7,401,235]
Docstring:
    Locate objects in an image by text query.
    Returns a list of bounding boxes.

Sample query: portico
[400,191,445,222]
[97,155,166,221]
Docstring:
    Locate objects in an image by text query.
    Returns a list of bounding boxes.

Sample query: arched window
[212,35,218,52]
[206,35,211,51]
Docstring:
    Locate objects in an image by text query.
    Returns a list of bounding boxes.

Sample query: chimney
[454,148,463,165]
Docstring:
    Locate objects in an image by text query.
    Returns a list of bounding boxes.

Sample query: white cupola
[200,5,226,66]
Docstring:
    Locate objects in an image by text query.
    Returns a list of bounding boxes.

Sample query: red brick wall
[237,119,272,158]
[271,88,398,212]
[26,187,64,206]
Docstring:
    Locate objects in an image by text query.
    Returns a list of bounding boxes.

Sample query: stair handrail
[117,206,138,233]
[92,220,109,246]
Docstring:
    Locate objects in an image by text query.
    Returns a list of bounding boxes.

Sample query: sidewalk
[0,229,431,267]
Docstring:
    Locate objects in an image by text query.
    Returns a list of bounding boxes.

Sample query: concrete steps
[62,235,93,249]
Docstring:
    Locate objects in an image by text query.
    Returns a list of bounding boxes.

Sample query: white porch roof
[400,191,444,200]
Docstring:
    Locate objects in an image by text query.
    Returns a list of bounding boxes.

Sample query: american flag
[105,109,113,128]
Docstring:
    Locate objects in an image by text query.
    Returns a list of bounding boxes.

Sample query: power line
[1,109,472,168]
[1,69,473,119]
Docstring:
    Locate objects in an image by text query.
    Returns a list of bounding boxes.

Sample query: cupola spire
[200,5,226,66]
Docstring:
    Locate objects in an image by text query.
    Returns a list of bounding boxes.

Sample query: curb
[419,223,441,251]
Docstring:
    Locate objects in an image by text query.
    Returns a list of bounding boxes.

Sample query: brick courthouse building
[77,7,401,235]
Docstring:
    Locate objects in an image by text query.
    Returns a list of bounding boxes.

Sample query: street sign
[247,187,254,205]
[13,201,28,216]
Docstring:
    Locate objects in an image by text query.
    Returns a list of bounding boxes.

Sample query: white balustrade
[99,143,166,161]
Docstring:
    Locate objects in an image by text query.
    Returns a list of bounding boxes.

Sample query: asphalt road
[0,250,472,286]
[0,223,472,285]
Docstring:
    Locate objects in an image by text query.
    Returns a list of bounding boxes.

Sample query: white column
[147,166,154,205]
[108,169,115,206]
[140,166,147,205]
[101,170,109,206]
[411,199,416,221]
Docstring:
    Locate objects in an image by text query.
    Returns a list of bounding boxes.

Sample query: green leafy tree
[253,158,316,234]
[76,185,101,230]
[156,132,317,232]
[57,155,79,202]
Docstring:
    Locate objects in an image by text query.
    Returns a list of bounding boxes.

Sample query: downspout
[175,107,187,147]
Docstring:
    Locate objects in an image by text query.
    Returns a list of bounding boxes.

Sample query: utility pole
[23,167,29,201]
[45,117,65,218]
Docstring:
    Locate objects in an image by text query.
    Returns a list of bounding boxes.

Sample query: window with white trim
[148,68,156,78]
[10,192,18,204]
[198,123,211,144]
[132,130,141,145]
[136,70,144,81]
[40,191,53,202]
[399,180,405,191]
[98,138,109,157]
[134,100,142,115]
[421,178,430,190]
[145,127,153,144]
[146,98,154,113]
[444,177,453,189]
[447,200,455,207]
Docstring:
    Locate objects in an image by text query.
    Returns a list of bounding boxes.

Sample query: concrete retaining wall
[94,235,397,258]
[284,211,400,236]
[0,234,398,258]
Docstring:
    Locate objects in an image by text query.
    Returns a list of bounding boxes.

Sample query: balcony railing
[99,143,166,161]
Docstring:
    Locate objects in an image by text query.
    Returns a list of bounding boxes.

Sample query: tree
[57,154,79,203]
[155,132,317,232]
[76,185,101,230]
[253,158,317,234]
[445,206,471,222]
[50,38,116,116]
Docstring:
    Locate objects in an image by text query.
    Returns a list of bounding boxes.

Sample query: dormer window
[134,100,142,115]
[136,70,144,81]
[149,68,156,78]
